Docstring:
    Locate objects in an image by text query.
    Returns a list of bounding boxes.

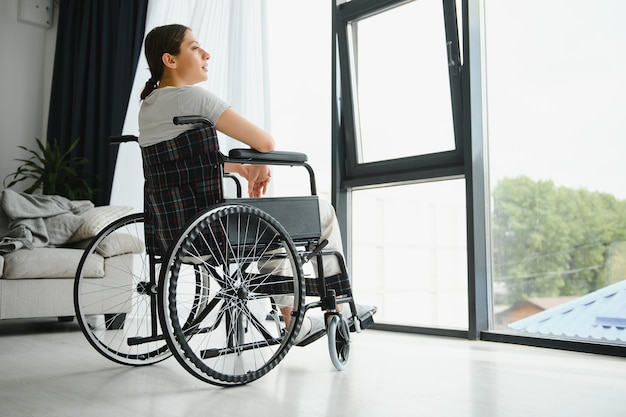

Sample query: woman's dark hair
[140,24,190,100]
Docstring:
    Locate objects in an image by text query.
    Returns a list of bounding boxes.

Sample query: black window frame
[332,0,472,338]
[334,0,464,189]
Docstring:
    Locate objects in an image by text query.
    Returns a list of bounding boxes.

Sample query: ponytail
[140,77,158,100]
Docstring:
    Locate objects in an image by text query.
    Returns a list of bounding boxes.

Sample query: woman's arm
[216,107,274,197]
[215,107,275,152]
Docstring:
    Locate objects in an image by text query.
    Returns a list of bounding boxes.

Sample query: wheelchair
[73,116,374,386]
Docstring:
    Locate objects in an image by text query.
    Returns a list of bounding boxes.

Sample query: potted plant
[3,138,97,200]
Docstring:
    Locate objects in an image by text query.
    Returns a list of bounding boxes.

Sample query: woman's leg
[262,199,346,330]
[310,198,345,277]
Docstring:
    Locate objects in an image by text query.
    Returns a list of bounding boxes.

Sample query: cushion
[95,232,145,258]
[68,205,134,243]
[66,232,145,258]
[1,247,104,279]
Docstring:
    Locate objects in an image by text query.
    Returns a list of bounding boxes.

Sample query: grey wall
[0,0,58,192]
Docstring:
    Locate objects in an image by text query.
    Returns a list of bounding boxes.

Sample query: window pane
[348,0,455,163]
[267,1,332,199]
[351,180,468,329]
[486,1,626,345]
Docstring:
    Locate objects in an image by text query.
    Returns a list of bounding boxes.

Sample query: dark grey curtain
[47,0,148,205]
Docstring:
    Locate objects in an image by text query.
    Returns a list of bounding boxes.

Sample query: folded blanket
[0,224,33,252]
[0,189,94,253]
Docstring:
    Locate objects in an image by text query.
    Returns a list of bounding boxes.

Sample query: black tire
[74,213,171,365]
[159,203,305,386]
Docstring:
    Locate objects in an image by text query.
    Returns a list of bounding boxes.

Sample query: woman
[138,24,372,345]
[139,24,272,198]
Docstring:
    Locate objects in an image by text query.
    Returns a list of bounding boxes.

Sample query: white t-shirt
[138,85,230,147]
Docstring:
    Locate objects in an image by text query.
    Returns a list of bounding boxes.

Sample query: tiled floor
[1,318,625,417]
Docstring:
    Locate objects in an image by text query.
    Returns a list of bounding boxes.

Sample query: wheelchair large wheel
[159,203,306,386]
[74,213,171,365]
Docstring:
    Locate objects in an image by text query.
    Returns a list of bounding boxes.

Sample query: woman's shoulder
[177,85,218,99]
[178,86,229,110]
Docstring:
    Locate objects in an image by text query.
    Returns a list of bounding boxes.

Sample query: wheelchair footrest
[350,311,375,332]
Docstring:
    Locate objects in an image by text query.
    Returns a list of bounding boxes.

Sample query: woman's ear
[162,53,176,69]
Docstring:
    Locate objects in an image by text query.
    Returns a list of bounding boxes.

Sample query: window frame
[334,0,464,189]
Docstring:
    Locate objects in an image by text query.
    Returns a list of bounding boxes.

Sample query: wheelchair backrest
[141,124,223,257]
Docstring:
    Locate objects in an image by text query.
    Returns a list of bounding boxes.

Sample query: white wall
[0,0,58,192]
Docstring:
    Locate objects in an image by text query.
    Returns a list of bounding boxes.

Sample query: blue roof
[508,280,626,342]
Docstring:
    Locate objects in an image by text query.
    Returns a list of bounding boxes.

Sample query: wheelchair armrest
[173,115,210,125]
[226,148,308,165]
[109,135,138,144]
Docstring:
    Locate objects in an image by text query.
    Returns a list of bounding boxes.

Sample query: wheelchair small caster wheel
[327,314,350,371]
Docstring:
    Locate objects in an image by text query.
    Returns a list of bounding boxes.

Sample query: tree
[492,176,626,305]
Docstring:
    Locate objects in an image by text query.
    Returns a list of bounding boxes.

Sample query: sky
[484,0,626,199]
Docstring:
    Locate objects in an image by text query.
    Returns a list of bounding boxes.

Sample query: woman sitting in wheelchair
[139,24,376,349]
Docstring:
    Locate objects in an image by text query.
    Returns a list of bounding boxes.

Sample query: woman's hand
[223,163,272,197]
[242,164,271,197]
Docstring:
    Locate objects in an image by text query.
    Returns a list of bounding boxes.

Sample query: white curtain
[110,0,269,209]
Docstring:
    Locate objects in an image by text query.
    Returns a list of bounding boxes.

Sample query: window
[336,0,626,353]
[336,0,463,186]
[335,0,466,330]
[485,1,626,345]
[348,1,455,164]
[352,180,468,329]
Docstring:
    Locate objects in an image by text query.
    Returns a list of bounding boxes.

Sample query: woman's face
[170,30,210,85]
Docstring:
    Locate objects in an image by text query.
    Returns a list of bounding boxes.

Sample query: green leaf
[3,137,97,200]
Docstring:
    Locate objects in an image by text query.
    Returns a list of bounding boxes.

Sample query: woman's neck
[158,74,182,89]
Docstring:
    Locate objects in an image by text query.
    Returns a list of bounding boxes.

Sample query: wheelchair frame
[73,116,370,386]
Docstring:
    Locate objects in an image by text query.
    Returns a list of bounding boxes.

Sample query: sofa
[0,200,137,321]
